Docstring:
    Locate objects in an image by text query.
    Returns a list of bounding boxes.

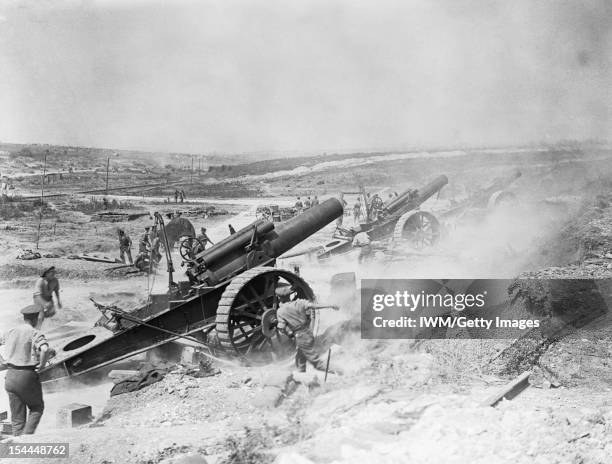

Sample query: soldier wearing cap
[0,305,53,435]
[274,286,339,373]
[118,229,133,265]
[32,266,61,329]
[139,227,151,254]
[194,227,214,254]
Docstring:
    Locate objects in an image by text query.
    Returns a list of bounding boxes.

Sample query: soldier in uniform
[193,227,214,255]
[32,267,61,329]
[353,198,362,224]
[118,229,133,264]
[294,197,303,214]
[139,227,151,253]
[275,286,339,372]
[0,305,53,436]
[311,195,320,206]
[228,224,236,235]
[304,197,311,210]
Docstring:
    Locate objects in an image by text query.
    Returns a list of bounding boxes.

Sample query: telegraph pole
[191,155,194,184]
[36,150,48,249]
[105,156,110,195]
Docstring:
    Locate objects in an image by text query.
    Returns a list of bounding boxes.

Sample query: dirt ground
[0,146,611,464]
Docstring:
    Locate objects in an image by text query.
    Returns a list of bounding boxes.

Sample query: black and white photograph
[0,1,611,463]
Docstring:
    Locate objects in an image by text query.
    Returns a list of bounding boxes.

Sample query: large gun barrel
[385,175,448,216]
[193,198,343,285]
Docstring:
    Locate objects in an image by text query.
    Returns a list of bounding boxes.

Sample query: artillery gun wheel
[487,190,516,209]
[257,206,273,221]
[179,236,204,260]
[215,267,315,363]
[393,211,441,250]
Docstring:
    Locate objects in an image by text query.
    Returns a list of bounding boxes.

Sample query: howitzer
[443,169,522,215]
[39,199,343,382]
[317,175,448,259]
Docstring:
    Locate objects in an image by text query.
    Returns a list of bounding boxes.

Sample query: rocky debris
[293,389,612,464]
[16,248,41,260]
[250,368,313,408]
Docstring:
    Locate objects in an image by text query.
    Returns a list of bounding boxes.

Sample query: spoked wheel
[179,236,204,260]
[215,267,315,363]
[257,207,273,221]
[393,211,441,249]
[487,190,517,209]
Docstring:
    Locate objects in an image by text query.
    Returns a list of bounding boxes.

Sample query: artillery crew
[275,286,339,373]
[118,229,133,265]
[311,195,319,206]
[228,224,236,235]
[32,266,61,329]
[304,197,311,210]
[0,305,53,436]
[295,197,303,214]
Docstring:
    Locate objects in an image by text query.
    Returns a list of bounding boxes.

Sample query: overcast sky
[0,0,610,154]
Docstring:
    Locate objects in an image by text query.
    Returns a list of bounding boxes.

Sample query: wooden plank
[481,370,531,407]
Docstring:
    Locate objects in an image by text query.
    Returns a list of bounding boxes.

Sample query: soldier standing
[311,195,319,206]
[139,227,151,253]
[194,227,214,254]
[295,197,303,214]
[118,229,133,264]
[353,198,362,224]
[0,305,53,436]
[275,286,339,373]
[228,224,236,235]
[304,197,311,210]
[32,267,61,329]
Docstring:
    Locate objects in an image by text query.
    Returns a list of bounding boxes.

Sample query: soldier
[0,305,53,436]
[174,190,179,203]
[304,197,311,210]
[118,229,133,264]
[353,198,362,224]
[369,193,383,221]
[194,227,214,253]
[139,227,151,253]
[295,197,303,214]
[275,286,339,373]
[311,195,320,206]
[228,224,236,235]
[32,267,61,329]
